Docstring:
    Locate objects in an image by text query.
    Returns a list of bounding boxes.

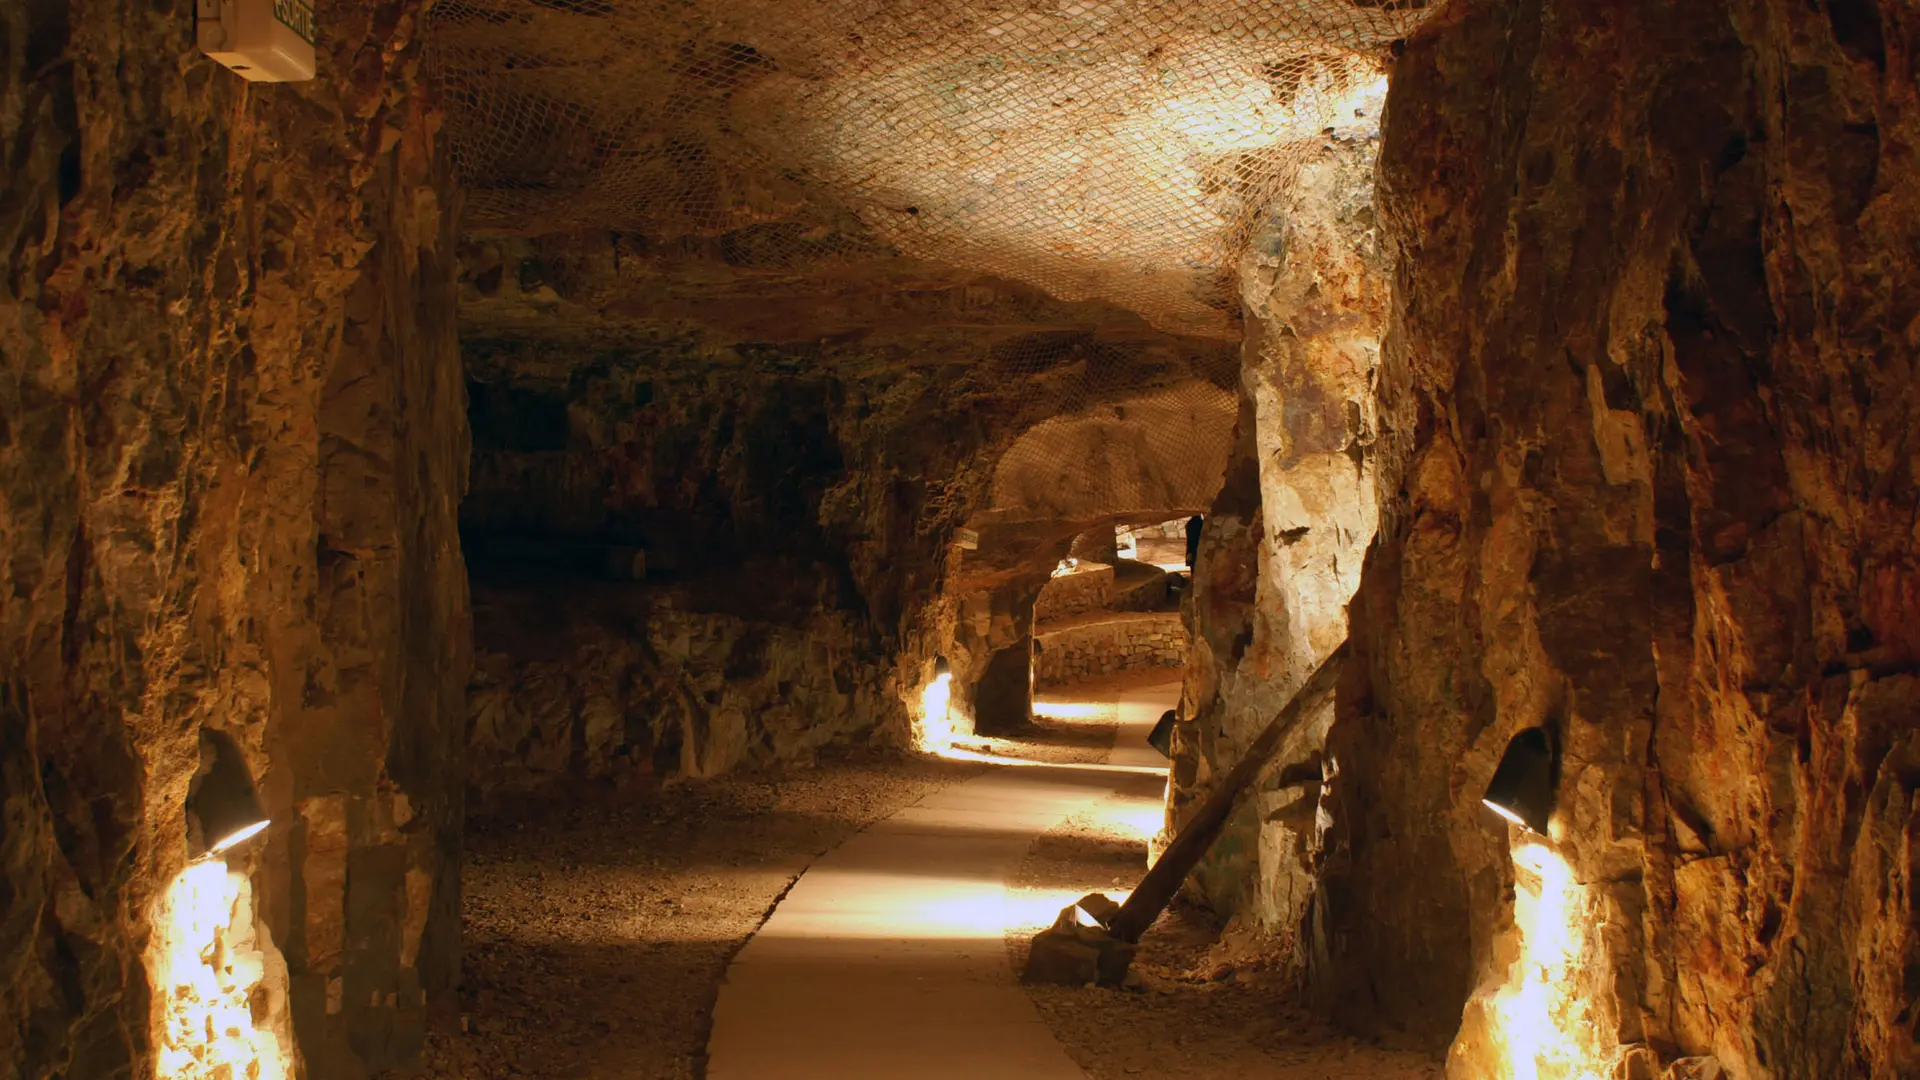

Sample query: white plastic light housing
[186,730,273,860]
[208,819,271,855]
[197,0,316,82]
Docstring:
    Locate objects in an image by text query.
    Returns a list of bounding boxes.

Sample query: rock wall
[1033,613,1188,687]
[461,339,861,597]
[455,331,1017,771]
[466,583,897,796]
[1167,115,1391,935]
[1309,0,1920,1073]
[454,259,1240,761]
[939,531,1063,739]
[1,2,468,1077]
[1067,526,1122,565]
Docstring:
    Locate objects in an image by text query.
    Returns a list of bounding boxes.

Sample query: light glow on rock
[1483,842,1619,1080]
[917,672,955,752]
[153,862,288,1080]
[1483,798,1528,829]
[208,818,271,854]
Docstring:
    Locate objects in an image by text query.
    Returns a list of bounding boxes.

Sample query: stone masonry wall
[1034,613,1187,687]
[1033,564,1117,623]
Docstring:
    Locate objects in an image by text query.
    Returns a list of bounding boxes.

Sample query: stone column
[1169,116,1392,945]
[973,637,1036,734]
[1322,0,1920,1069]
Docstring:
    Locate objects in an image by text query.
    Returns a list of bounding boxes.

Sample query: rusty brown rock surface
[466,581,904,793]
[1310,0,1920,1074]
[455,268,1239,765]
[1170,124,1392,940]
[0,1,468,1076]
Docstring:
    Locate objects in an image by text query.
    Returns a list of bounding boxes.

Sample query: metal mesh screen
[985,378,1235,520]
[426,0,1429,339]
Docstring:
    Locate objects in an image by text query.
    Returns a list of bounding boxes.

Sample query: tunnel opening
[1028,522,1191,719]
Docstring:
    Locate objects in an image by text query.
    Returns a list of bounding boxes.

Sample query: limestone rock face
[467,583,899,793]
[456,260,1238,763]
[1311,0,1920,1072]
[1170,128,1391,940]
[0,1,468,1076]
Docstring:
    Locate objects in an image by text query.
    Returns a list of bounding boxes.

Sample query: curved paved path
[706,684,1176,1080]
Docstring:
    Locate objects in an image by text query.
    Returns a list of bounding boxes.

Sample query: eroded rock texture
[465,584,899,791]
[1169,126,1390,941]
[1,2,467,1076]
[1309,0,1920,1074]
[454,257,1236,776]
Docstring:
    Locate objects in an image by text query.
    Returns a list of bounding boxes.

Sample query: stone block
[1021,900,1136,987]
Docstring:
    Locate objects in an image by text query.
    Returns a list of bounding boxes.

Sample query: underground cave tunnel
[4,0,1918,1077]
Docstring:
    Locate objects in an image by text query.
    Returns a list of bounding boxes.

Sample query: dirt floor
[419,746,979,1080]
[955,701,1119,765]
[423,671,1424,1080]
[1005,794,1448,1080]
[419,697,1129,1080]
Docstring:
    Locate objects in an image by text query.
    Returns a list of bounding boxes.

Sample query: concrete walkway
[706,683,1176,1080]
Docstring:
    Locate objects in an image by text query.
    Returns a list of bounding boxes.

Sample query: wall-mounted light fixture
[1482,727,1557,835]
[187,730,271,860]
[197,0,316,81]
[1146,709,1177,758]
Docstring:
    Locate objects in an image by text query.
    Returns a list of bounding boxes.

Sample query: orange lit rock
[0,0,468,1074]
[1311,0,1920,1072]
[1172,122,1391,942]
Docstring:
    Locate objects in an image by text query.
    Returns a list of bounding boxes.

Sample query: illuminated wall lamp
[1481,727,1558,835]
[186,730,272,860]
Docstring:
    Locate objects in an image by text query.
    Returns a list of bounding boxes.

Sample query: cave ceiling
[432,0,1424,538]
[430,0,1426,350]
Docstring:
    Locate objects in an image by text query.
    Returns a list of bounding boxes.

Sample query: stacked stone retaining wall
[1033,611,1187,686]
[1032,563,1116,621]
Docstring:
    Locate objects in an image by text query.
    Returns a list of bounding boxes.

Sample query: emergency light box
[198,0,317,82]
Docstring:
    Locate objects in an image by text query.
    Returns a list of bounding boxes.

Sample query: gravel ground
[420,746,978,1080]
[954,711,1120,765]
[421,703,1135,1080]
[422,678,1415,1080]
[1005,795,1448,1080]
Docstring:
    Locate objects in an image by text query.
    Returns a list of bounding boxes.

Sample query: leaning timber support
[1021,642,1348,985]
[1109,641,1347,942]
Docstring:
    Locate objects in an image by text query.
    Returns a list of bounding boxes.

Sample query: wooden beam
[1105,642,1348,944]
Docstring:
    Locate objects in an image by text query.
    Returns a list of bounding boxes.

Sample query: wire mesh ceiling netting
[965,334,1239,520]
[984,379,1237,520]
[425,0,1431,340]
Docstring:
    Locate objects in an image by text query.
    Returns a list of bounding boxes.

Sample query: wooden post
[1105,642,1347,944]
